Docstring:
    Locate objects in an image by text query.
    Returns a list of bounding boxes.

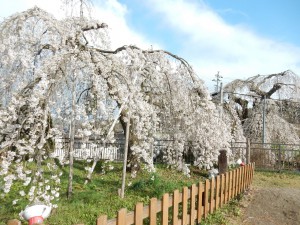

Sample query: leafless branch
[82,22,108,31]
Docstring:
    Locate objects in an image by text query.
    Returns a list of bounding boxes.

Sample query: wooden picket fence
[93,163,255,225]
[8,163,254,225]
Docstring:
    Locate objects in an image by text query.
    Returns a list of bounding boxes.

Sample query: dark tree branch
[82,23,108,31]
[76,87,92,104]
[37,44,56,55]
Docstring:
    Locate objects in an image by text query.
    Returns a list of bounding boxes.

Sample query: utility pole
[220,82,223,104]
[212,71,223,93]
[262,96,266,144]
[219,82,224,117]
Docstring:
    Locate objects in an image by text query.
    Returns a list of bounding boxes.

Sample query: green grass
[0,161,207,225]
[253,169,300,188]
[199,197,242,225]
[4,164,295,225]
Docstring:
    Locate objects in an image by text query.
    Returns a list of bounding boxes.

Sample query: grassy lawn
[252,169,300,188]
[2,162,298,225]
[1,161,208,225]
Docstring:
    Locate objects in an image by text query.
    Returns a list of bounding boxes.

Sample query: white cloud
[24,0,65,18]
[147,0,300,88]
[90,0,156,49]
[0,0,156,50]
[1,0,299,91]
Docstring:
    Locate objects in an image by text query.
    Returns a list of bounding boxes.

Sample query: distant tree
[223,70,300,144]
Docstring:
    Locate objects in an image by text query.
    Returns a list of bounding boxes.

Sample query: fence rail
[90,163,254,225]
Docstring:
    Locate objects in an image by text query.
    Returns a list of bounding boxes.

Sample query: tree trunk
[68,79,76,199]
[120,113,130,198]
[118,113,139,172]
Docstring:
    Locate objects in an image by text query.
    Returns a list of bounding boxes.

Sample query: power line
[223,92,300,104]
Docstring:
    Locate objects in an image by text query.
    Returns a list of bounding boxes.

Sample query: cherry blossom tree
[223,70,300,144]
[0,5,236,210]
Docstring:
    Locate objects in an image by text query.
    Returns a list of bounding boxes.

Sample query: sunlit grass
[0,162,205,225]
[253,169,300,188]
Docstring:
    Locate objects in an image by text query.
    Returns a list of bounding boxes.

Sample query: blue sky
[207,0,300,45]
[119,0,300,49]
[1,0,300,91]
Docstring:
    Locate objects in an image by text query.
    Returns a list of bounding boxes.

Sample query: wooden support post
[246,138,251,164]
[218,150,227,174]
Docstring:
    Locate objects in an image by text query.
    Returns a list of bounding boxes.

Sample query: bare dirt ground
[231,171,300,225]
[238,187,300,225]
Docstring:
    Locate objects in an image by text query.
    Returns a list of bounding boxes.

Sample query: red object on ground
[241,162,245,166]
[28,216,44,225]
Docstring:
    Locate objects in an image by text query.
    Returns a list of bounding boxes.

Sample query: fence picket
[162,193,169,225]
[245,165,248,189]
[245,165,249,188]
[224,172,229,203]
[117,208,126,225]
[190,184,196,224]
[252,163,255,182]
[231,170,234,199]
[220,174,225,207]
[237,167,242,194]
[204,180,210,218]
[249,164,252,184]
[97,215,107,225]
[182,187,188,225]
[232,170,236,198]
[235,169,238,196]
[242,166,245,192]
[215,175,220,210]
[149,198,157,225]
[209,177,215,214]
[197,182,204,223]
[135,202,143,225]
[247,165,250,185]
[241,167,244,192]
[250,164,253,185]
[228,171,232,200]
[172,190,179,225]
